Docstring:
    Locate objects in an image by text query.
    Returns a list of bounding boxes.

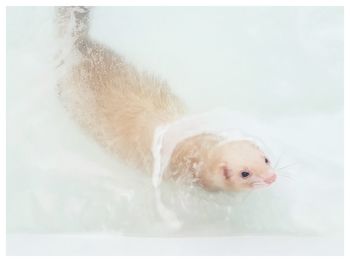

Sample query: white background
[6,6,344,255]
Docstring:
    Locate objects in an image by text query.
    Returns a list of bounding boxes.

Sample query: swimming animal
[56,7,277,191]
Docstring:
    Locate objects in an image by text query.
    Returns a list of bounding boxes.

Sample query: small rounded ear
[219,162,233,179]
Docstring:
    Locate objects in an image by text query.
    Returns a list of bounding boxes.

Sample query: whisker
[251,182,267,187]
[278,174,296,181]
[273,153,284,170]
[276,162,298,171]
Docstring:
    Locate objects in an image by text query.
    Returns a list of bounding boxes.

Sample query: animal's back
[57,8,185,172]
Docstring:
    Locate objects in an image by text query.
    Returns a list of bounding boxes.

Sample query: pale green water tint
[7,7,343,237]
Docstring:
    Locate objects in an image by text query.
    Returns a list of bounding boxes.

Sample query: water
[7,7,343,237]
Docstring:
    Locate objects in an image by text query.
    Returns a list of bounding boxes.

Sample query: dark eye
[265,157,269,164]
[241,171,250,178]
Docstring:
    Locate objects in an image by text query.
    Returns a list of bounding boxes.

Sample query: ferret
[56,7,277,192]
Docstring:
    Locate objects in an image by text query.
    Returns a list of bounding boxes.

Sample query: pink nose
[264,174,277,184]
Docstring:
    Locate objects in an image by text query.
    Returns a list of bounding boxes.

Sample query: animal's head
[200,140,277,191]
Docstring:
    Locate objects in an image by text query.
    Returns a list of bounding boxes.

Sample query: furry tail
[55,6,91,67]
[56,6,90,46]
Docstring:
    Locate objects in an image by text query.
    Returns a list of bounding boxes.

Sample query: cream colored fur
[57,7,276,191]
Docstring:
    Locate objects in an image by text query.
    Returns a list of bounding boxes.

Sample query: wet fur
[56,7,276,191]
[57,7,187,174]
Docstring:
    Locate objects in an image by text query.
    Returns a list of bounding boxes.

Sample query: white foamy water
[7,6,343,249]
